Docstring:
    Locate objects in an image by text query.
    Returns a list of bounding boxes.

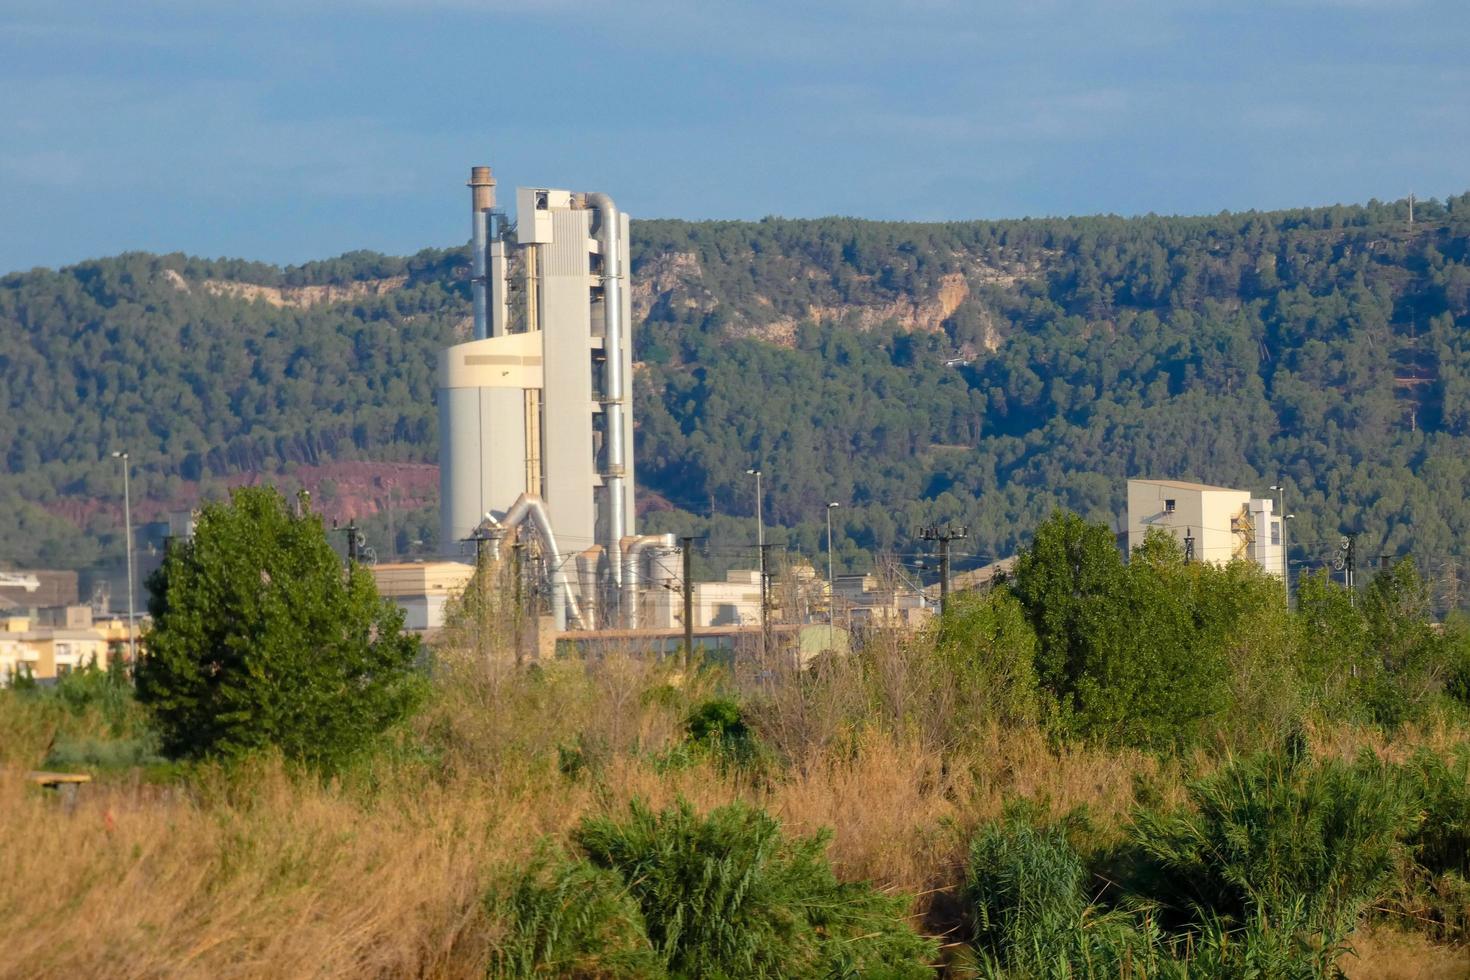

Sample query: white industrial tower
[438,166,676,630]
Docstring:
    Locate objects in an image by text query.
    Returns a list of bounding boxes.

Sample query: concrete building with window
[1126,479,1285,579]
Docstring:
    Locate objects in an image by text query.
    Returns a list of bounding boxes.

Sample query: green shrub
[962,806,1363,979]
[935,590,1039,729]
[486,853,662,979]
[683,698,759,769]
[574,799,936,979]
[963,812,1160,978]
[685,698,748,746]
[1401,748,1470,877]
[1387,748,1470,942]
[1128,746,1415,947]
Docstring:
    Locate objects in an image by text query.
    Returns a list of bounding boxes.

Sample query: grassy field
[2,627,1467,978]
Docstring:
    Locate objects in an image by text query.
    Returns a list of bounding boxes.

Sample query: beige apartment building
[0,607,131,684]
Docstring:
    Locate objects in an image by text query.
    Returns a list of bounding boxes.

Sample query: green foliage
[1402,748,1470,879]
[135,486,425,773]
[959,741,1450,979]
[1296,562,1457,726]
[935,589,1039,727]
[572,799,936,979]
[1008,513,1239,747]
[963,812,1160,978]
[0,658,162,770]
[1128,747,1415,947]
[486,852,663,979]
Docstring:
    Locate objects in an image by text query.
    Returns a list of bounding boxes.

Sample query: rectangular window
[1271,520,1281,545]
[1164,499,1176,516]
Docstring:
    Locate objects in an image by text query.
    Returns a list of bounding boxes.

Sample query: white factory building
[1126,479,1285,578]
[437,167,677,631]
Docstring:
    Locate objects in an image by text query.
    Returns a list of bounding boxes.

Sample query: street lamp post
[111,451,137,665]
[746,468,766,660]
[745,468,764,552]
[825,502,840,622]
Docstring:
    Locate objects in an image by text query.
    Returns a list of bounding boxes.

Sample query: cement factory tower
[439,166,674,630]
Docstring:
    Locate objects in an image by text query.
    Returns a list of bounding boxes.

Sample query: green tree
[136,486,424,771]
[1009,514,1232,747]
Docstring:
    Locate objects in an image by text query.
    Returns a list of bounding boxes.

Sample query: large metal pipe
[484,493,583,630]
[584,192,627,597]
[621,533,676,628]
[468,166,496,341]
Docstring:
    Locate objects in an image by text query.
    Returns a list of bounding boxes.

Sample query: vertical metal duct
[468,166,496,341]
[583,192,627,596]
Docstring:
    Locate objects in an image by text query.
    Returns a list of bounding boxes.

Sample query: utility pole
[826,502,841,623]
[681,535,694,674]
[512,542,525,668]
[759,541,773,663]
[110,451,137,666]
[919,523,968,616]
[1183,527,1196,564]
[464,526,492,664]
[385,487,396,561]
[746,467,764,612]
[344,520,360,565]
[1336,534,1358,605]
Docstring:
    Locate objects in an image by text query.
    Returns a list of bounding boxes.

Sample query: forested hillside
[3,194,1469,600]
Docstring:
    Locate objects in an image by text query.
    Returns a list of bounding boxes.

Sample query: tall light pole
[746,467,766,661]
[825,502,840,623]
[1269,483,1290,604]
[745,468,764,552]
[111,451,137,665]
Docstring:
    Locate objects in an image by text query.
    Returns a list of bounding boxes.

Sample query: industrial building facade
[438,167,675,631]
[1126,479,1285,578]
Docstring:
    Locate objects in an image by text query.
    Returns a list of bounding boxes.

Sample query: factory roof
[1128,478,1246,493]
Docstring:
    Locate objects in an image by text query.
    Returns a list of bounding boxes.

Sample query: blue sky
[1,0,1466,273]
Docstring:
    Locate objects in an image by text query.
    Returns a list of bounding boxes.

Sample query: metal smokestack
[468,166,496,341]
[584,192,627,600]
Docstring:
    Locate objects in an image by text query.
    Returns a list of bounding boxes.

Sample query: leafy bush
[683,698,759,769]
[1401,748,1470,878]
[685,698,748,746]
[573,800,936,979]
[486,853,662,979]
[1128,746,1415,948]
[935,590,1039,729]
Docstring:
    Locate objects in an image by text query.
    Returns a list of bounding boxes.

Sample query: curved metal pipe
[620,533,676,628]
[584,192,627,596]
[484,493,584,630]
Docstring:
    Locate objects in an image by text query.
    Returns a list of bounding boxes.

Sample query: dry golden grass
[3,645,1467,978]
[1341,926,1470,979]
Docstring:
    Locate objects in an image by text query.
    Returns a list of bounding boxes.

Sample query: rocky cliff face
[163,269,408,308]
[631,245,1040,351]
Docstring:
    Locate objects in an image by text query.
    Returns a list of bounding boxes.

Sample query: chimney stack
[468,165,496,212]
